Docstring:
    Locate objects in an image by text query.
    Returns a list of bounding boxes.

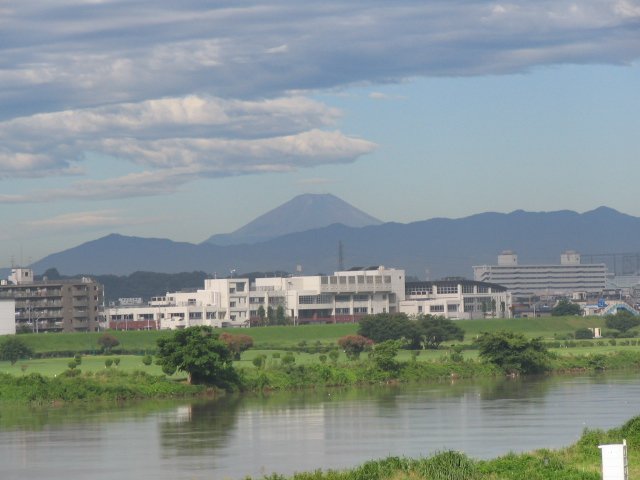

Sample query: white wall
[0,299,16,335]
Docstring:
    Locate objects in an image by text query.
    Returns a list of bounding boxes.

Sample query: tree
[417,315,465,350]
[574,328,595,339]
[370,340,401,372]
[358,313,421,348]
[0,337,33,365]
[551,299,582,316]
[337,334,373,360]
[275,305,287,325]
[97,333,120,353]
[475,331,552,375]
[155,326,238,387]
[219,332,254,360]
[266,306,275,326]
[257,305,266,326]
[605,311,640,333]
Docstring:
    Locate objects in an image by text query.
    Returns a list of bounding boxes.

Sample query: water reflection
[159,396,242,458]
[1,373,640,480]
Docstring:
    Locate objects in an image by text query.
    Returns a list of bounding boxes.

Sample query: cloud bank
[1,0,638,201]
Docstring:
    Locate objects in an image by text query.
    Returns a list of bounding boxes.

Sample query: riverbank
[242,415,640,479]
[5,348,640,404]
[0,370,202,403]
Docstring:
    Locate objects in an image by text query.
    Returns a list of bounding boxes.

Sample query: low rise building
[399,279,512,319]
[0,268,103,333]
[104,266,406,330]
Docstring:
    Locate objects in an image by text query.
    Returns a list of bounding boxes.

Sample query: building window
[353,307,368,314]
[437,285,458,294]
[477,286,489,293]
[462,284,474,294]
[299,294,332,304]
[447,304,459,312]
[384,276,391,284]
[330,276,338,285]
[339,276,347,284]
[418,306,423,313]
[335,295,350,302]
[335,307,350,315]
[348,276,356,284]
[353,294,369,301]
[430,305,445,313]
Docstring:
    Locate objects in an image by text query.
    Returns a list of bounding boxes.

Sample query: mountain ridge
[28,204,640,279]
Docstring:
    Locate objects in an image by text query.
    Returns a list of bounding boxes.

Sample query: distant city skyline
[1,1,639,264]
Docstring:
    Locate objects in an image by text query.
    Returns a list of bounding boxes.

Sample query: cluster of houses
[1,250,638,334]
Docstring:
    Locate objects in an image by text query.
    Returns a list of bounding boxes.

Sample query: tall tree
[0,337,33,365]
[475,331,552,375]
[156,326,238,387]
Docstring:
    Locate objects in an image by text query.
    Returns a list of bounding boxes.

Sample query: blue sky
[1,0,639,265]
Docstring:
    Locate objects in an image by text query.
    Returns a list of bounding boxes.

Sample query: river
[1,372,639,479]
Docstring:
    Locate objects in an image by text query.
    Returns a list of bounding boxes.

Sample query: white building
[399,280,512,319]
[473,251,607,297]
[104,266,406,330]
[0,299,16,335]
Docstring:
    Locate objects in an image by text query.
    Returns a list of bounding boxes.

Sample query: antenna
[338,241,344,271]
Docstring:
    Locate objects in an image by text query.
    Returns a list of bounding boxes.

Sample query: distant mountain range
[28,198,640,279]
[204,193,382,245]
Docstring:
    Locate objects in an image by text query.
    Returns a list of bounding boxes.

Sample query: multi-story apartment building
[0,268,103,333]
[400,279,512,319]
[104,266,406,330]
[473,251,607,297]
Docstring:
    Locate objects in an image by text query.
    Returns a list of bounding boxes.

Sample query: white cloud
[0,0,638,203]
[23,210,142,231]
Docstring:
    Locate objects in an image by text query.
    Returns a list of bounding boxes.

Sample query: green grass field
[3,315,634,379]
[13,315,614,355]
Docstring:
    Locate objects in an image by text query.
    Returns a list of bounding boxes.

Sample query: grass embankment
[16,315,609,355]
[243,416,640,479]
[0,370,201,403]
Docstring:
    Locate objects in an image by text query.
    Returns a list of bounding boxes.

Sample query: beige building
[0,268,103,333]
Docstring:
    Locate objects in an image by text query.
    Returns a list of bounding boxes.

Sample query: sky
[1,0,639,265]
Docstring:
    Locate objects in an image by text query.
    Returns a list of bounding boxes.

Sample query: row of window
[321,275,393,285]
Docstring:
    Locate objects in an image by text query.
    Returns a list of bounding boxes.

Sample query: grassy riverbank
[243,415,640,479]
[13,316,613,355]
[0,370,201,403]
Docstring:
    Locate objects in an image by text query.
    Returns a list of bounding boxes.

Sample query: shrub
[328,350,340,364]
[105,359,114,368]
[219,332,254,360]
[74,354,82,365]
[574,328,594,340]
[337,335,374,360]
[113,358,121,367]
[252,355,267,369]
[98,333,120,353]
[475,331,552,375]
[0,337,33,365]
[281,352,296,366]
[142,355,153,366]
